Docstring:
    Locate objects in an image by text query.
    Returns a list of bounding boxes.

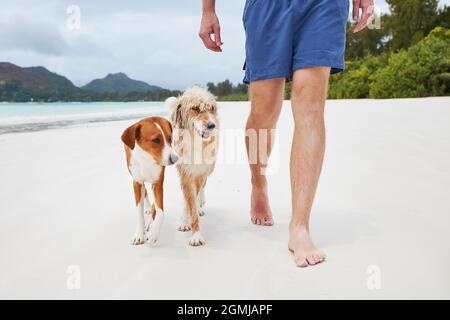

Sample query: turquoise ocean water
[0,101,166,134]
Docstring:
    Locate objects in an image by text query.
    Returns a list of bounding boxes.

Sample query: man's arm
[199,0,223,52]
[353,0,375,33]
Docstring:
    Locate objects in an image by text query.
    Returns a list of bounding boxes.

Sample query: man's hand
[353,0,375,33]
[199,11,223,52]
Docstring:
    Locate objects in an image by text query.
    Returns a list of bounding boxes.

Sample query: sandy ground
[0,98,449,299]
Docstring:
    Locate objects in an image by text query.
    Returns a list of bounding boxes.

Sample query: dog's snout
[206,121,216,130]
[169,153,179,165]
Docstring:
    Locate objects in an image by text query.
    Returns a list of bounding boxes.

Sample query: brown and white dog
[166,86,219,246]
[121,116,178,246]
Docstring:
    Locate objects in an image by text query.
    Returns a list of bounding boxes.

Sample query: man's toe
[318,251,326,261]
[313,254,323,263]
[295,257,309,268]
[306,255,317,265]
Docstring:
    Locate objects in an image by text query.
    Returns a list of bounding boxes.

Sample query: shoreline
[0,113,159,135]
[1,97,448,136]
[0,101,167,135]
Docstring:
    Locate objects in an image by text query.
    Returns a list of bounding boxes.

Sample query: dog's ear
[174,104,185,129]
[166,97,182,128]
[165,97,179,113]
[121,123,141,149]
[168,102,184,129]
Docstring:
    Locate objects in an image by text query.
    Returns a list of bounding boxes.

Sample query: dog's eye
[193,106,200,112]
[152,137,161,144]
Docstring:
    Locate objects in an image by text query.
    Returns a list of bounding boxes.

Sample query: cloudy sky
[0,0,448,89]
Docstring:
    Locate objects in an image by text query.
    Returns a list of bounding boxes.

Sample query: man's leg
[288,67,329,267]
[246,78,285,226]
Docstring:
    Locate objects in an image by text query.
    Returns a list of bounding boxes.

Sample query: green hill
[82,72,161,93]
[0,63,179,102]
[0,62,80,101]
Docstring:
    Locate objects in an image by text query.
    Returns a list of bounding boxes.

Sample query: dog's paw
[189,232,205,246]
[146,230,159,246]
[177,223,191,232]
[146,212,163,246]
[130,232,145,245]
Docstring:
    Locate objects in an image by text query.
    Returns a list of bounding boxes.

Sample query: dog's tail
[165,97,178,113]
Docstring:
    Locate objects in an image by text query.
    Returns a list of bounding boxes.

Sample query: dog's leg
[180,174,205,246]
[146,175,165,245]
[197,178,207,216]
[144,187,151,215]
[195,176,206,216]
[143,186,155,232]
[131,181,145,245]
[145,203,156,231]
[143,183,155,232]
[177,169,192,232]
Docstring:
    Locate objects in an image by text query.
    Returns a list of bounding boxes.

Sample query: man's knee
[291,87,324,118]
[291,80,326,102]
[249,102,280,123]
[291,70,328,123]
[291,67,329,101]
[249,79,284,118]
[249,91,282,124]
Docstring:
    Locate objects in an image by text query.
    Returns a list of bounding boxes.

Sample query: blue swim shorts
[243,0,349,84]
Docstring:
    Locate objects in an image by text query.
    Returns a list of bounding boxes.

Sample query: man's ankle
[251,176,267,191]
[289,221,309,232]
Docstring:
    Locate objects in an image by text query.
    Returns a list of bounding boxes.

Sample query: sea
[0,101,167,135]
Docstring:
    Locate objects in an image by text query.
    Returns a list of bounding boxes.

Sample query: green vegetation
[0,63,181,102]
[0,82,181,102]
[0,79,80,102]
[369,27,450,98]
[328,53,389,99]
[329,1,449,99]
[384,0,441,52]
[329,27,450,99]
[81,73,161,93]
[207,80,248,101]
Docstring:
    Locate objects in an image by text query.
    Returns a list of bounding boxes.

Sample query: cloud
[0,16,68,56]
[0,0,248,89]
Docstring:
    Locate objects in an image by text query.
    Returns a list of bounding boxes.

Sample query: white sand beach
[0,97,449,299]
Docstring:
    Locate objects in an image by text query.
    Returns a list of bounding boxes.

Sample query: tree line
[0,81,182,103]
[325,0,449,99]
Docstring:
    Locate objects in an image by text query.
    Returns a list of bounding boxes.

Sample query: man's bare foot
[288,225,326,267]
[250,185,274,226]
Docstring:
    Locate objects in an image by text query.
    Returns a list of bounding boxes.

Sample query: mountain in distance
[0,62,178,102]
[81,72,161,93]
[0,62,78,93]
